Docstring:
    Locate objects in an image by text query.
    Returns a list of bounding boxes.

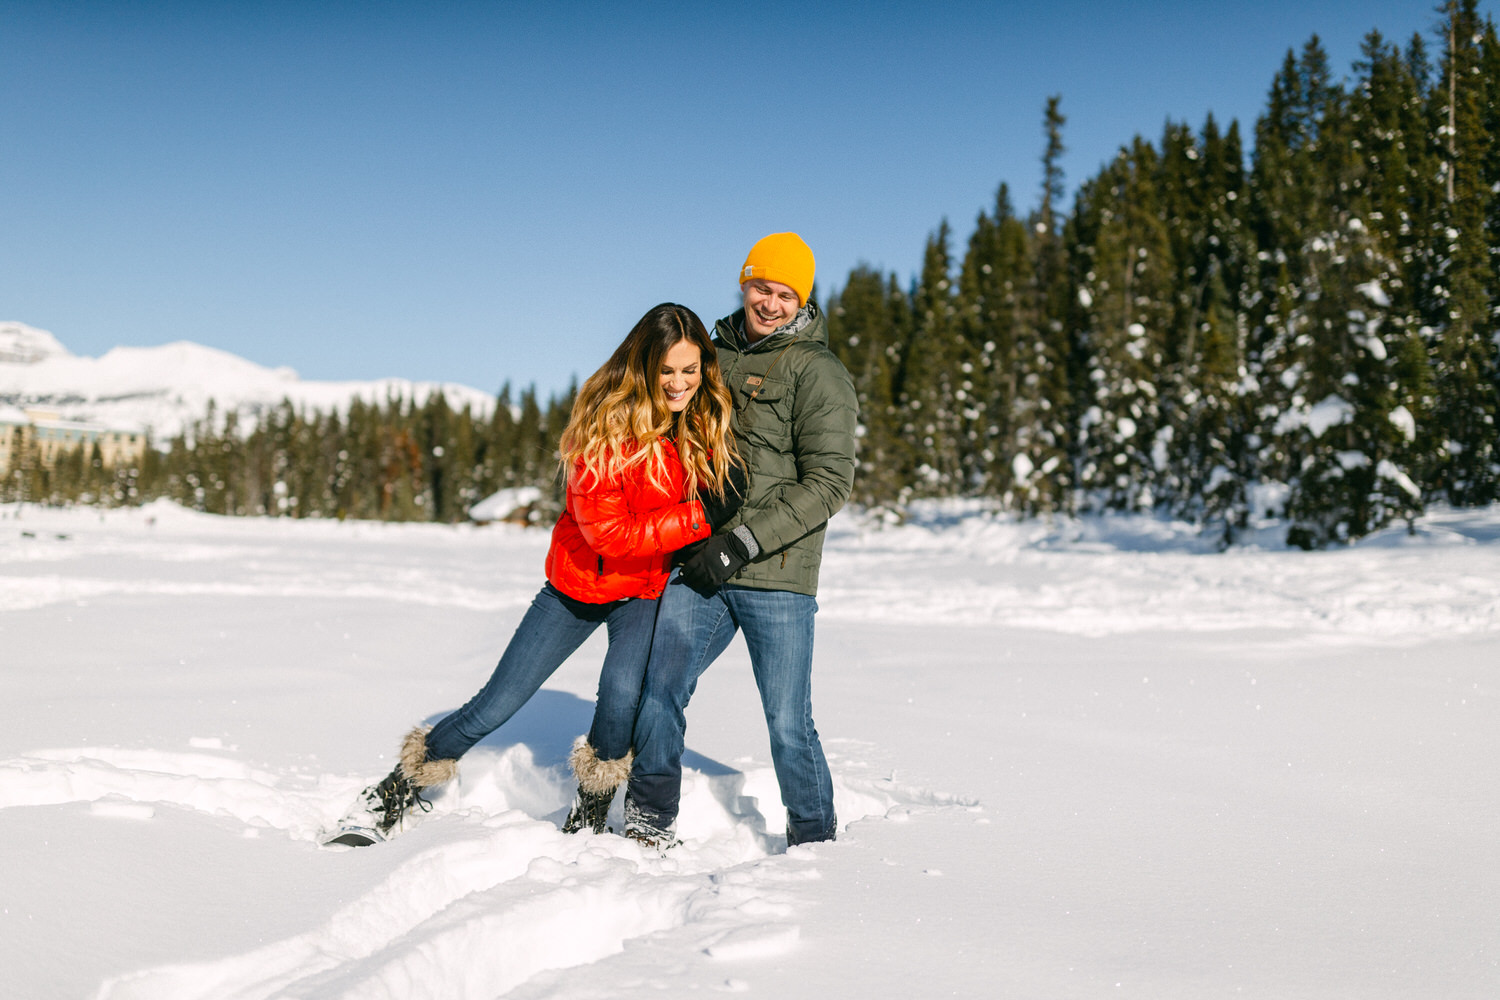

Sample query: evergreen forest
[10,4,1500,547]
[6,386,574,525]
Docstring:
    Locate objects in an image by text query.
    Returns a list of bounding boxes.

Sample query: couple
[328,233,858,850]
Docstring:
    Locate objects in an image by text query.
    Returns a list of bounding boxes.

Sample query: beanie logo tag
[742,265,755,279]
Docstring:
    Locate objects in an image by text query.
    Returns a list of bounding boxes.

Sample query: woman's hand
[697,460,748,530]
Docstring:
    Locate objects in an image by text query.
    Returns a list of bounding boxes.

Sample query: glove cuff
[730,524,760,560]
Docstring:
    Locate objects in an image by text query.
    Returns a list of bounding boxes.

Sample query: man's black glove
[678,530,750,593]
[697,461,748,530]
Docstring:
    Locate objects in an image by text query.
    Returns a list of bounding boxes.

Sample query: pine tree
[828,264,906,505]
[418,392,454,521]
[955,183,1033,501]
[1343,30,1434,529]
[899,221,964,494]
[1015,97,1073,513]
[1249,37,1357,544]
[1157,115,1257,541]
[481,382,519,494]
[448,403,481,521]
[1070,136,1172,511]
[545,381,577,502]
[1426,0,1500,505]
[512,386,546,492]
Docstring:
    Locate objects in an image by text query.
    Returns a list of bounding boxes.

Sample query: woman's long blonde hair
[559,303,738,498]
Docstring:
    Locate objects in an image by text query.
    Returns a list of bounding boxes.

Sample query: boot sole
[324,830,380,848]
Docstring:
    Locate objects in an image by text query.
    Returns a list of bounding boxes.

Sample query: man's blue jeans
[424,583,656,764]
[627,573,837,844]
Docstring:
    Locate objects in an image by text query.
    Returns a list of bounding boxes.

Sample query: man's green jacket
[713,302,858,596]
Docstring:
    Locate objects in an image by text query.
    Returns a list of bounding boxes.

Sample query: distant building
[468,486,546,525]
[0,407,147,474]
[0,407,30,473]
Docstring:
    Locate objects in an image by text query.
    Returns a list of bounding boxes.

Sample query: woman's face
[659,340,702,412]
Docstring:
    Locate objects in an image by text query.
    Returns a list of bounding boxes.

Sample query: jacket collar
[719,301,826,353]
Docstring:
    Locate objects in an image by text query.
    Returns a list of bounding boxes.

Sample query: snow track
[0,740,948,1000]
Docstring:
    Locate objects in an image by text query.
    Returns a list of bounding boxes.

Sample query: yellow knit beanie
[739,232,816,306]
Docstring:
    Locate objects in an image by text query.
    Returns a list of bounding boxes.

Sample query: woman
[327,303,743,847]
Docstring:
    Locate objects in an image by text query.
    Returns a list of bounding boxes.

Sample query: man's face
[742,278,801,342]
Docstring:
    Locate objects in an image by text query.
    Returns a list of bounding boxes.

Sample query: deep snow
[1,499,1496,999]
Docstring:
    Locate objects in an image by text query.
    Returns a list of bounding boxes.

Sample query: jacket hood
[716,301,828,353]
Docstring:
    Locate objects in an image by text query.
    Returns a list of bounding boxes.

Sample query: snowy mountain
[0,321,497,440]
[0,321,70,364]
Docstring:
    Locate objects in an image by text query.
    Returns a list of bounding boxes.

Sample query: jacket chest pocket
[735,375,794,451]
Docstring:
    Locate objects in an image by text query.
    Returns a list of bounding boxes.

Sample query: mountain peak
[0,321,72,364]
[0,323,495,439]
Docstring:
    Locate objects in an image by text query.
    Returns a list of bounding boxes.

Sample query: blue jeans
[424,583,656,764]
[627,573,836,844]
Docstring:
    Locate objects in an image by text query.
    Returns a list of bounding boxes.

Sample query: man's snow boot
[560,736,632,835]
[622,794,680,853]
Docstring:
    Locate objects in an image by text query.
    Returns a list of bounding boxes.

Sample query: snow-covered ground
[1,499,1496,999]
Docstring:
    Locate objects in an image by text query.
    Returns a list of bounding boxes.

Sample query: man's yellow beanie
[739,232,815,306]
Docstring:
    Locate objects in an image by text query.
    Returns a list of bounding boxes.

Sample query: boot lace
[375,774,433,832]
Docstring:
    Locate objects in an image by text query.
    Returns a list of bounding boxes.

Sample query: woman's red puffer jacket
[545,444,710,603]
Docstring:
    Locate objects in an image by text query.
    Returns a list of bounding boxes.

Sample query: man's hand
[678,531,750,593]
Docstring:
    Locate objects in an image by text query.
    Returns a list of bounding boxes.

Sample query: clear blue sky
[2,1,1487,397]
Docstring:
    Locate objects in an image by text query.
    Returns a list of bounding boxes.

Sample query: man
[624,232,858,847]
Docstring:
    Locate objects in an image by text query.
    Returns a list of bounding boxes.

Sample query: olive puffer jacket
[713,301,858,596]
[545,444,711,603]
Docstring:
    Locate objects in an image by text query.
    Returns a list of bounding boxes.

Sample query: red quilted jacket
[545,443,710,603]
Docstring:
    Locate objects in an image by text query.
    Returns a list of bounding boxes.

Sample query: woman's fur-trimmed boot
[561,736,632,835]
[325,726,458,847]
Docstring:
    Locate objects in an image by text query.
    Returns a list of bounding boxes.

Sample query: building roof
[0,406,143,434]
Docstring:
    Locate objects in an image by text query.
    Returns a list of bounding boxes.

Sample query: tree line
[8,4,1499,546]
[3,385,575,523]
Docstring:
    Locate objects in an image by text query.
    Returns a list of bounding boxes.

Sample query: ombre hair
[559,303,738,498]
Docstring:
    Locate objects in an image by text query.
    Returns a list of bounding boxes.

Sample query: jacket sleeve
[740,351,859,553]
[570,465,710,558]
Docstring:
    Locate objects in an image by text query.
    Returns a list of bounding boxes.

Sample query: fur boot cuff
[399,726,459,788]
[569,735,633,795]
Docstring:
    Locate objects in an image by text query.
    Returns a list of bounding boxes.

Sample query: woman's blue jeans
[627,573,837,844]
[423,583,656,764]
